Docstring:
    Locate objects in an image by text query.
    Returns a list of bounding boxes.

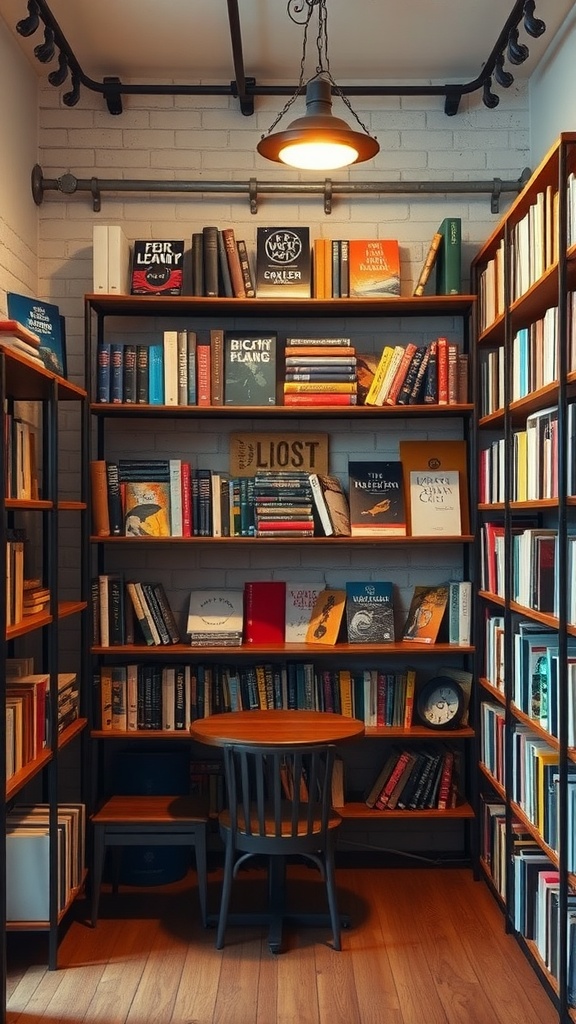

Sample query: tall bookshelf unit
[472,132,576,1021]
[1,346,88,1016]
[85,292,477,861]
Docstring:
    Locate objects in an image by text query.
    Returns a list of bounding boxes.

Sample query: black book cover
[130,240,184,295]
[256,227,311,298]
[191,232,204,295]
[345,582,395,642]
[224,331,277,406]
[105,461,123,535]
[123,344,137,403]
[202,226,219,296]
[136,345,149,403]
[348,460,406,536]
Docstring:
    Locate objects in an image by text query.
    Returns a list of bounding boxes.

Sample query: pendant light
[257,0,379,171]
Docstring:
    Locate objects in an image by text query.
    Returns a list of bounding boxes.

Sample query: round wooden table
[190,708,365,748]
[190,709,365,952]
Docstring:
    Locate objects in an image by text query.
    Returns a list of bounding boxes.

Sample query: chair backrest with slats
[222,742,336,849]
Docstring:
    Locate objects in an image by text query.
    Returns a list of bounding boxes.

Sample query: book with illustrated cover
[348,460,406,536]
[224,331,277,406]
[186,589,244,645]
[130,240,184,295]
[7,293,66,377]
[309,474,351,536]
[285,583,324,643]
[348,239,400,297]
[256,227,311,298]
[123,481,171,537]
[402,584,449,644]
[305,588,346,646]
[345,582,395,643]
[399,439,470,534]
[409,469,462,536]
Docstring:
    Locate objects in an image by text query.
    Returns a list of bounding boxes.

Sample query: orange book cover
[196,342,211,406]
[401,584,449,644]
[305,588,346,645]
[90,460,111,537]
[399,438,470,534]
[348,239,400,297]
[123,481,171,537]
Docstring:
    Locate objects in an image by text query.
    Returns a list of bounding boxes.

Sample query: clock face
[417,677,463,729]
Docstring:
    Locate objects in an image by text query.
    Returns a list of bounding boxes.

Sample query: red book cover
[436,336,449,405]
[243,581,287,644]
[284,393,357,406]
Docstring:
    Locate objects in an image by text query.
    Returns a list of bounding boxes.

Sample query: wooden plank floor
[6,861,559,1024]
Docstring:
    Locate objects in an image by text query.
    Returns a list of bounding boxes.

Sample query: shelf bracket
[324,179,333,216]
[491,177,502,215]
[249,177,258,214]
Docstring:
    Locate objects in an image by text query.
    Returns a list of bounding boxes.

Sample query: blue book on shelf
[7,291,66,377]
[97,343,111,403]
[148,343,164,404]
[110,344,124,403]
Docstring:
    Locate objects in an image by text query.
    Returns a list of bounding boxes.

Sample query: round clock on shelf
[416,676,465,730]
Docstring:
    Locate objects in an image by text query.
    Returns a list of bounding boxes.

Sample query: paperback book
[243,581,286,644]
[255,227,311,298]
[399,439,470,534]
[409,469,462,536]
[186,589,244,646]
[402,584,449,644]
[345,582,395,643]
[348,460,406,536]
[6,293,66,377]
[224,331,277,406]
[348,239,400,297]
[130,240,184,295]
[305,588,346,645]
[309,473,351,537]
[285,583,324,643]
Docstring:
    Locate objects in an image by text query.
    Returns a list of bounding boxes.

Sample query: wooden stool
[91,795,208,927]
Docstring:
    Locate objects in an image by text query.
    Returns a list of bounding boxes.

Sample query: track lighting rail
[16,0,546,117]
[31,164,530,215]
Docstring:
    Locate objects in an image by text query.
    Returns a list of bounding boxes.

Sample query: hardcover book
[243,581,286,644]
[348,460,406,536]
[345,582,395,643]
[409,469,462,536]
[348,239,400,297]
[435,217,461,296]
[255,227,311,298]
[402,584,449,644]
[399,439,470,534]
[130,240,184,295]
[309,473,351,537]
[7,292,66,377]
[186,589,244,645]
[413,230,442,296]
[355,352,380,405]
[285,583,324,643]
[305,588,346,646]
[123,481,171,537]
[224,331,277,406]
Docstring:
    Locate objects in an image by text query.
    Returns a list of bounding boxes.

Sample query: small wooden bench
[90,794,208,927]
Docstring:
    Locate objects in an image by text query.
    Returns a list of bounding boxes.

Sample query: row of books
[513,620,576,741]
[311,237,400,299]
[364,743,462,811]
[6,668,80,780]
[282,338,359,407]
[480,521,563,617]
[480,404,571,504]
[4,407,39,501]
[6,529,26,627]
[92,575,470,651]
[364,337,469,407]
[6,803,85,922]
[97,660,466,732]
[91,444,469,541]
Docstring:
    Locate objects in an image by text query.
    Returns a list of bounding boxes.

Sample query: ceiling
[0,0,572,110]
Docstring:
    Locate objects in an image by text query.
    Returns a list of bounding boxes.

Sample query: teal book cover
[345,582,395,643]
[435,217,461,295]
[7,292,66,377]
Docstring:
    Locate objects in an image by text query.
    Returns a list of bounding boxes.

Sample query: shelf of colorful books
[339,801,474,820]
[87,293,476,318]
[90,641,474,657]
[6,750,53,801]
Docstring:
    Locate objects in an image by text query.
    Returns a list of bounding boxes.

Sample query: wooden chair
[216,742,342,953]
[90,794,209,927]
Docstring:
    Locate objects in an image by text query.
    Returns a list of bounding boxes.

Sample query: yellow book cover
[305,588,346,645]
[364,346,394,405]
[283,381,357,393]
[338,670,354,717]
[123,481,171,537]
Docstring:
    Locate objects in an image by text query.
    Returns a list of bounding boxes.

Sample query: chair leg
[194,826,208,928]
[91,827,105,928]
[324,839,341,951]
[215,837,235,950]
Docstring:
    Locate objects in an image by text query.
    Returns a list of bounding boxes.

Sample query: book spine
[210,329,224,405]
[105,462,123,536]
[447,343,459,404]
[436,336,449,405]
[181,461,192,538]
[285,373,357,382]
[385,343,418,405]
[283,381,356,393]
[196,342,211,406]
[163,330,179,406]
[126,582,155,645]
[153,583,181,643]
[236,239,256,297]
[98,576,110,647]
[191,232,204,295]
[423,341,438,403]
[187,331,197,404]
[148,344,164,404]
[283,393,358,406]
[177,329,188,405]
[108,576,125,645]
[202,226,219,296]
[169,459,183,537]
[340,239,350,298]
[217,229,233,297]
[308,473,334,536]
[403,667,416,728]
[396,346,425,405]
[90,461,111,537]
[111,667,127,730]
[135,583,163,645]
[123,344,137,404]
[437,217,461,295]
[436,750,455,809]
[100,667,112,729]
[110,344,124,404]
[375,751,411,809]
[136,345,149,403]
[222,228,246,297]
[331,240,341,298]
[97,343,111,403]
[408,345,430,404]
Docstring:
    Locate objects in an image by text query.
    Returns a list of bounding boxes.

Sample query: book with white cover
[409,469,461,536]
[92,224,108,292]
[108,225,131,293]
[285,583,323,643]
[186,589,244,644]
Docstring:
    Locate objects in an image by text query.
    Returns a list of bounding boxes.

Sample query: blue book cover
[148,343,164,404]
[97,342,111,402]
[7,292,66,377]
[345,581,395,643]
[110,344,124,403]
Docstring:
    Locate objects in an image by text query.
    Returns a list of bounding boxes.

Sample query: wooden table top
[190,709,365,747]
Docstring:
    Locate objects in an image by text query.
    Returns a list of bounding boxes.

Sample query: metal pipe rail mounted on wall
[31,164,531,215]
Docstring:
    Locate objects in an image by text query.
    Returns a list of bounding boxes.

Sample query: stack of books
[253,472,315,537]
[0,320,44,368]
[22,581,50,617]
[283,337,358,407]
